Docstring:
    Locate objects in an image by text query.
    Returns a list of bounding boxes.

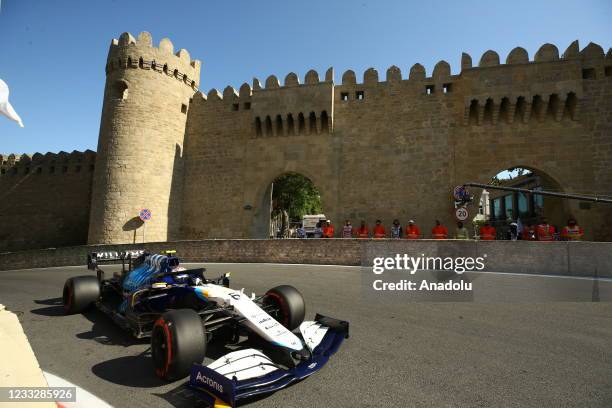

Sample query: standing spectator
[356,220,369,238]
[454,221,469,239]
[373,220,386,238]
[342,220,354,238]
[431,219,448,239]
[561,218,584,241]
[522,223,536,241]
[314,221,323,238]
[404,220,421,239]
[322,220,335,238]
[536,217,555,241]
[479,221,496,240]
[506,222,520,241]
[390,219,402,239]
[296,226,306,238]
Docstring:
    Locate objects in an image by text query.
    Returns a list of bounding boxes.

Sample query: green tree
[271,173,322,221]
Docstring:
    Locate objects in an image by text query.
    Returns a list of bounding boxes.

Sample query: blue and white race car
[62,250,349,407]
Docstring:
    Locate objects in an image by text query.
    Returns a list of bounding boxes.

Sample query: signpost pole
[139,208,152,244]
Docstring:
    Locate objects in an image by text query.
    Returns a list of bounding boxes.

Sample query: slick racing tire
[263,285,306,331]
[63,276,100,314]
[151,309,206,381]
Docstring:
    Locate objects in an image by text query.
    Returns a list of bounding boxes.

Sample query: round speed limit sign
[455,207,469,221]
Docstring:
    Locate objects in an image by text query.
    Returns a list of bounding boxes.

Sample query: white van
[302,214,327,238]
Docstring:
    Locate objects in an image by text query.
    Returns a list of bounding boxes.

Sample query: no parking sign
[139,208,152,222]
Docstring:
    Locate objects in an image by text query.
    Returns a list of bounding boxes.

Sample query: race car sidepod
[188,314,349,407]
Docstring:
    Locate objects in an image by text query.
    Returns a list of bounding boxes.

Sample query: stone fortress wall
[0,151,95,251]
[181,38,612,242]
[1,32,611,252]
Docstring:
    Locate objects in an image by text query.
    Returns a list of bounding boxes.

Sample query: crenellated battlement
[187,40,609,138]
[0,150,96,176]
[105,31,201,90]
[198,40,609,104]
[336,40,609,86]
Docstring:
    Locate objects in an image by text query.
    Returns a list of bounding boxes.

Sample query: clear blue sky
[0,0,610,154]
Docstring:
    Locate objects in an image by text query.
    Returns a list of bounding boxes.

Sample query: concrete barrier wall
[0,239,610,278]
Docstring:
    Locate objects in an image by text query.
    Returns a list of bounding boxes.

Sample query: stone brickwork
[0,151,95,251]
[0,239,610,279]
[1,33,611,252]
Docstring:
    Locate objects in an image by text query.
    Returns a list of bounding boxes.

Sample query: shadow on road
[91,349,167,388]
[31,297,65,316]
[77,309,149,347]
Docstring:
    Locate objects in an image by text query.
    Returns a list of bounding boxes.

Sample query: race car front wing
[188,314,349,407]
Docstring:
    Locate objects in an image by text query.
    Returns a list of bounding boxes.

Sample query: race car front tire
[63,276,100,314]
[151,309,206,381]
[263,285,306,331]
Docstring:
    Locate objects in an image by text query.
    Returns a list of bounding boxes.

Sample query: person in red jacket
[561,218,584,241]
[322,220,335,238]
[404,220,421,239]
[479,221,496,240]
[431,219,448,239]
[536,217,555,241]
[373,219,386,238]
[356,220,369,238]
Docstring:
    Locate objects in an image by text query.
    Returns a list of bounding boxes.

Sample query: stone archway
[471,164,571,234]
[250,171,327,239]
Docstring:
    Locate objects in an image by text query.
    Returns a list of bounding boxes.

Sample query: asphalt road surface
[1,263,611,407]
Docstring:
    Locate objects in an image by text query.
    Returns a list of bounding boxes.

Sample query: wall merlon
[304,69,320,84]
[253,78,262,90]
[118,32,136,46]
[534,43,559,62]
[461,53,472,70]
[239,83,252,98]
[159,37,174,53]
[341,70,356,85]
[479,50,500,67]
[563,40,580,59]
[137,31,152,46]
[284,72,299,86]
[506,47,529,64]
[432,60,451,81]
[581,42,605,60]
[193,90,207,103]
[207,88,222,100]
[409,63,426,80]
[325,67,334,82]
[265,75,280,89]
[363,67,379,84]
[223,85,238,100]
[386,65,402,82]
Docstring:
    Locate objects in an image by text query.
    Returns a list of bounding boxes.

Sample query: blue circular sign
[139,208,152,221]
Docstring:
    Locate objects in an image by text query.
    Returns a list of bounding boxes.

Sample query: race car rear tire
[151,309,206,381]
[63,276,100,314]
[263,285,305,331]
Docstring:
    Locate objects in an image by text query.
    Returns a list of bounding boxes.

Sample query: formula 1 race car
[62,250,349,407]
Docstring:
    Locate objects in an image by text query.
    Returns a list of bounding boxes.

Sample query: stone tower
[87,32,200,244]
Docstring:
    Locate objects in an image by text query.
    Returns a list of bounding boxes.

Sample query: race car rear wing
[87,250,145,272]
